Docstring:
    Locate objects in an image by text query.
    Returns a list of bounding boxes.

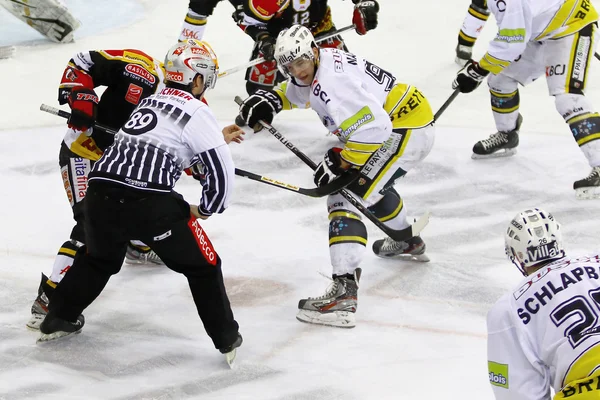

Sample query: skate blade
[375,252,430,262]
[37,329,82,343]
[224,349,237,368]
[471,148,517,160]
[296,310,356,328]
[575,186,600,200]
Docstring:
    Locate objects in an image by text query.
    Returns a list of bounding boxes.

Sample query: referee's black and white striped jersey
[89,87,235,215]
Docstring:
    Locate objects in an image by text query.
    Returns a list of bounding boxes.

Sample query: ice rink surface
[0,0,599,399]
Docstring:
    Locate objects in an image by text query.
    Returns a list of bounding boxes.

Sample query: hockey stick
[434,88,460,122]
[596,52,600,61]
[40,104,118,135]
[41,103,351,197]
[218,24,356,79]
[235,168,358,197]
[234,96,430,241]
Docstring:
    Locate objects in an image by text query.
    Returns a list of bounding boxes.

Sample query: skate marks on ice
[226,277,293,308]
[115,364,279,400]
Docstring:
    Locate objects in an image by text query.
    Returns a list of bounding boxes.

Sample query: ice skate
[219,333,243,368]
[455,44,472,66]
[38,313,84,343]
[125,242,164,265]
[296,268,361,329]
[574,166,600,200]
[472,114,522,159]
[26,273,55,330]
[372,235,430,262]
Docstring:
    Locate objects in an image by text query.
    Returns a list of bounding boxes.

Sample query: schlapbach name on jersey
[514,255,600,324]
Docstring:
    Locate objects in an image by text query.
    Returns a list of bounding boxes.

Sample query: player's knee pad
[555,93,595,121]
[471,0,488,12]
[368,188,403,222]
[487,73,518,94]
[188,0,221,16]
[328,213,367,248]
[490,88,520,115]
[555,93,600,147]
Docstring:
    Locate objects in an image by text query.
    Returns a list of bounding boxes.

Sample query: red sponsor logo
[76,93,99,103]
[188,217,217,266]
[125,64,156,84]
[181,29,200,40]
[165,71,184,82]
[125,83,143,104]
[190,47,210,57]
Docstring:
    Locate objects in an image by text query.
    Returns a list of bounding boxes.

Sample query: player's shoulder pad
[487,293,514,333]
[99,49,156,70]
[246,0,288,21]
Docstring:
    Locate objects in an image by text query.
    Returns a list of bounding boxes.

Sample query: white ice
[1,0,599,399]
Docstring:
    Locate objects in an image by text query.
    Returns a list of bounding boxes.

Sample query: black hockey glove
[353,0,379,35]
[314,147,347,187]
[67,87,99,131]
[258,35,277,61]
[238,89,283,131]
[452,60,489,93]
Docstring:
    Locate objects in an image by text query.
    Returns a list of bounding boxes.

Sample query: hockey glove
[452,60,489,93]
[67,87,99,131]
[353,0,379,35]
[258,35,277,61]
[238,89,283,131]
[314,147,348,187]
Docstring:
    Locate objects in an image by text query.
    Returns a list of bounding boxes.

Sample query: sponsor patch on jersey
[572,36,591,82]
[122,50,153,69]
[188,218,218,266]
[494,28,526,43]
[125,83,143,104]
[70,157,91,204]
[125,64,156,84]
[488,361,509,389]
[340,106,375,137]
[61,165,74,207]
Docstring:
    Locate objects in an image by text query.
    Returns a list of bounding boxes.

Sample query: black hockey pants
[48,180,240,350]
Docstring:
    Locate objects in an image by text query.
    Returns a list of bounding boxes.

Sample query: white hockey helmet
[274,24,318,78]
[504,208,565,276]
[164,39,219,91]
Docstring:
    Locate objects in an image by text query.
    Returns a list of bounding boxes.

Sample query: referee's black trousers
[48,180,240,350]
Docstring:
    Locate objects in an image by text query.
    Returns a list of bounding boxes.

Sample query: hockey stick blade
[235,168,357,197]
[40,103,118,135]
[596,52,600,62]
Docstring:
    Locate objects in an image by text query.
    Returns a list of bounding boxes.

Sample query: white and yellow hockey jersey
[487,254,600,399]
[274,48,433,167]
[480,0,598,73]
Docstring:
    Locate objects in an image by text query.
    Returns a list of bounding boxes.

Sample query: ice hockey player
[452,0,600,199]
[38,39,244,366]
[237,25,435,328]
[488,208,600,399]
[178,0,242,42]
[454,0,490,65]
[236,0,379,97]
[0,0,80,43]
[27,48,168,331]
